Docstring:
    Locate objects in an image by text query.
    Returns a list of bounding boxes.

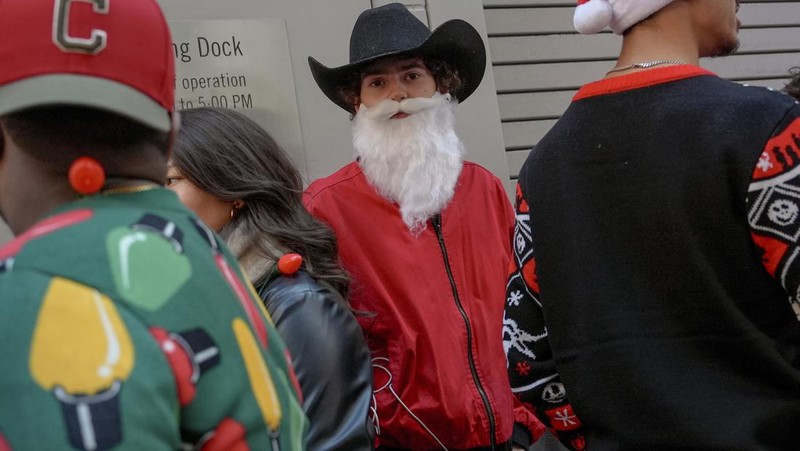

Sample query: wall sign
[168,19,307,173]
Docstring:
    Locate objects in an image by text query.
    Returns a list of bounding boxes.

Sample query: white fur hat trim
[574,0,613,35]
[574,0,677,35]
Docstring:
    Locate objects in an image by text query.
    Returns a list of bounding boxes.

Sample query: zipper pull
[431,214,442,231]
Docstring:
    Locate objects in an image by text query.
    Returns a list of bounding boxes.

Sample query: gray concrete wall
[0,0,508,247]
[157,0,509,185]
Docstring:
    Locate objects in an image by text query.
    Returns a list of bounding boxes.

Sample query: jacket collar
[574,65,715,101]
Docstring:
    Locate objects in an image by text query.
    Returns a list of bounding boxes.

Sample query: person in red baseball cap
[0,1,307,449]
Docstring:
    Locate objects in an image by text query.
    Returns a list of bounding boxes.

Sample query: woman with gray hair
[168,107,374,450]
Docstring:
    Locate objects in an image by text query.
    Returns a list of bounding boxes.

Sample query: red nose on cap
[68,156,106,195]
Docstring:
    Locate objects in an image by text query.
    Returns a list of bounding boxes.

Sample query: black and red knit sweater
[506,65,800,450]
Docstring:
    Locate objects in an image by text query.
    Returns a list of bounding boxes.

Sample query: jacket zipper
[431,214,497,450]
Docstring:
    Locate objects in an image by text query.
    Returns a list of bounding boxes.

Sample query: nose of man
[388,79,408,102]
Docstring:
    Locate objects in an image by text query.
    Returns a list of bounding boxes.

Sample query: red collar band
[573,65,715,101]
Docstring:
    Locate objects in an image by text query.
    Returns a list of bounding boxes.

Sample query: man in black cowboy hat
[304,3,545,450]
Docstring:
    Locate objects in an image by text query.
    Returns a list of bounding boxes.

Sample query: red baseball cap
[0,0,174,132]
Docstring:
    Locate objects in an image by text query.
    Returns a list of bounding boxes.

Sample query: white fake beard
[352,92,464,234]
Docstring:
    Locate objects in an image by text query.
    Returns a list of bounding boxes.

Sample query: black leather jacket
[258,270,374,450]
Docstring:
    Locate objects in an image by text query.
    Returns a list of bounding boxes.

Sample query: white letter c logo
[52,0,109,54]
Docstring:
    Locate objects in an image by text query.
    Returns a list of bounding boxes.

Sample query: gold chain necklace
[606,60,685,74]
[101,180,160,195]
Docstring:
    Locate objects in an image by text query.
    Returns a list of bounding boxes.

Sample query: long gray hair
[172,107,349,298]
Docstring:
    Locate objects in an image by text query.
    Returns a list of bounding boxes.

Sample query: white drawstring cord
[371,357,448,450]
[370,392,381,436]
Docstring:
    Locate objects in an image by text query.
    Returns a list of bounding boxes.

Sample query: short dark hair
[172,107,351,298]
[784,67,800,101]
[336,56,464,112]
[0,106,170,176]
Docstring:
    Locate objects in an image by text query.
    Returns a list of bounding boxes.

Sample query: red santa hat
[574,0,676,35]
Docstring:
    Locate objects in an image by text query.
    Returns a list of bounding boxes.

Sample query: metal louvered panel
[484,0,800,180]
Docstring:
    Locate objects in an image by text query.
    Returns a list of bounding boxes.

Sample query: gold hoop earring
[230,207,235,220]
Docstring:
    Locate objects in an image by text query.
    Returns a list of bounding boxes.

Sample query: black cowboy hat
[308,3,487,114]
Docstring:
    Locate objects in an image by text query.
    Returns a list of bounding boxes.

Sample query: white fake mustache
[357,92,452,121]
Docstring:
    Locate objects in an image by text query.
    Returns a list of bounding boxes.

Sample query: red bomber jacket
[304,161,545,449]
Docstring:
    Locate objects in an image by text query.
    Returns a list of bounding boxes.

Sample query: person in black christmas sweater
[505,0,800,449]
